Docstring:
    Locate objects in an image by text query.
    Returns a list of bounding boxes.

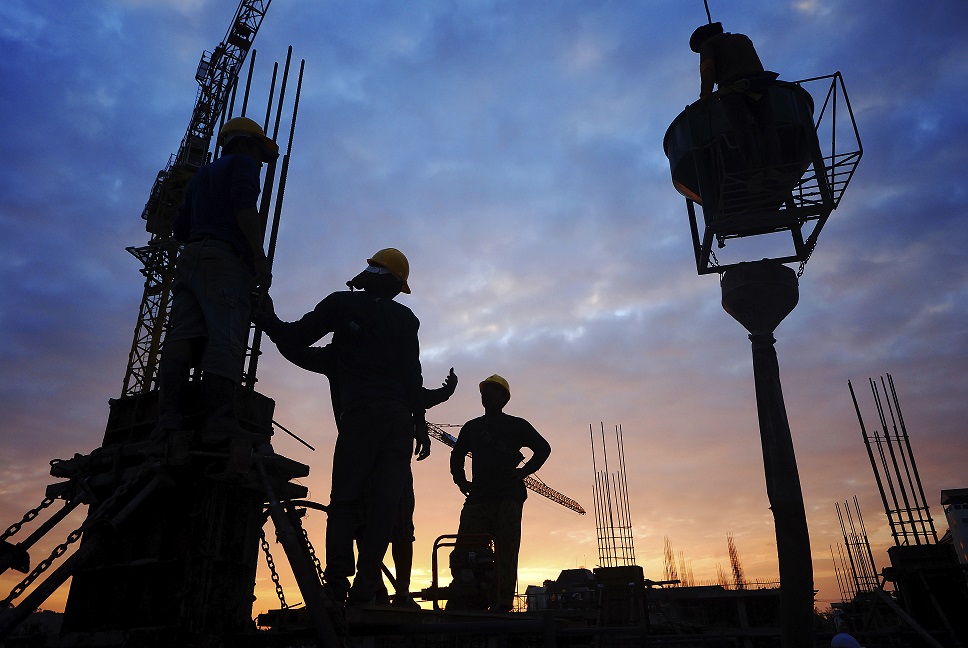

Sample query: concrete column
[721,259,814,648]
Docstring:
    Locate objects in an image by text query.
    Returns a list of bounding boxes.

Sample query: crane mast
[121,0,272,396]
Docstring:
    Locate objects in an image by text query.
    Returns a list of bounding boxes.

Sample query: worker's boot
[153,339,193,439]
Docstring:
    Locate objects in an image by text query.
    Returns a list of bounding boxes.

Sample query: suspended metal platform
[663,72,862,275]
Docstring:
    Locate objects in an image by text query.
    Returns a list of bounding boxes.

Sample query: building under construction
[2,3,967,648]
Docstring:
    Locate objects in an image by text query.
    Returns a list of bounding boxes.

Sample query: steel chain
[797,242,816,278]
[300,522,325,584]
[709,247,721,268]
[260,528,288,609]
[1,496,56,542]
[1,459,159,606]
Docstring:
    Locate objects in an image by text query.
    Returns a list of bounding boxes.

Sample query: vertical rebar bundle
[240,47,305,388]
[833,496,879,601]
[849,374,937,547]
[590,423,636,568]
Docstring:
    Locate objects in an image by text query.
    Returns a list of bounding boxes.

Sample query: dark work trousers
[165,239,252,382]
[325,401,413,603]
[720,90,780,170]
[456,498,524,609]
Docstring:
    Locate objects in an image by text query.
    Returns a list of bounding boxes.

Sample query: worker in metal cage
[691,22,781,172]
[449,374,551,612]
[155,116,277,443]
[274,337,458,608]
[255,248,429,607]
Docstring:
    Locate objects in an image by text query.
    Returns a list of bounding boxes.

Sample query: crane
[427,422,586,515]
[121,0,272,396]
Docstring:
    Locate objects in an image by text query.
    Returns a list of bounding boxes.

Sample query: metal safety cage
[664,72,862,275]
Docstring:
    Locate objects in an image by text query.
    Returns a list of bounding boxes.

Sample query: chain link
[797,242,816,278]
[300,523,325,584]
[1,459,159,606]
[260,528,288,609]
[1,497,56,542]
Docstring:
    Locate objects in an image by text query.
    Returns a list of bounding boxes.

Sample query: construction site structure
[0,3,348,645]
[727,532,747,590]
[832,496,880,602]
[941,489,968,565]
[829,374,968,647]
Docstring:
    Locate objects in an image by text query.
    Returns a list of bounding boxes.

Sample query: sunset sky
[2,0,967,617]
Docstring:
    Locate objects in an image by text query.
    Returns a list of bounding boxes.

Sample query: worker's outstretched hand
[251,270,272,294]
[414,418,431,461]
[251,254,272,294]
[441,368,458,397]
[252,292,276,322]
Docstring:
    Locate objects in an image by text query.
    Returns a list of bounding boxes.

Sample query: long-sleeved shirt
[259,290,424,420]
[274,342,454,418]
[450,412,551,504]
[174,153,262,271]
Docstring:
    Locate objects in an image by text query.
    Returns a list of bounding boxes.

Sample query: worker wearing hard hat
[155,116,278,442]
[273,338,458,609]
[449,374,551,612]
[690,22,781,170]
[255,247,428,607]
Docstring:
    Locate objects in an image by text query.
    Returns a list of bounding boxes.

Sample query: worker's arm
[422,368,458,410]
[450,431,471,495]
[255,292,339,348]
[230,154,271,291]
[236,205,272,291]
[514,426,551,480]
[276,342,334,376]
[699,58,716,100]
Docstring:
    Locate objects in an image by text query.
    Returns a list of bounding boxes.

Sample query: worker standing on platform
[155,117,276,442]
[691,22,781,170]
[449,374,551,612]
[255,248,429,606]
[274,339,457,608]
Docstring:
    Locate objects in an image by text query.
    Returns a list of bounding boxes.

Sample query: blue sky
[2,0,967,614]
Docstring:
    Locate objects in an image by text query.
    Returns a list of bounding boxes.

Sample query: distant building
[941,488,968,565]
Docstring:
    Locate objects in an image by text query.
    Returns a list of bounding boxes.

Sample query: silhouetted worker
[274,338,457,608]
[255,248,428,606]
[449,374,551,612]
[155,117,277,443]
[691,22,781,171]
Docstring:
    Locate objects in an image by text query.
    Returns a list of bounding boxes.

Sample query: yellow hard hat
[217,117,279,162]
[367,248,411,294]
[479,374,510,398]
